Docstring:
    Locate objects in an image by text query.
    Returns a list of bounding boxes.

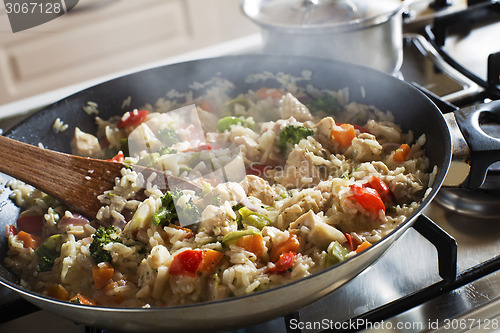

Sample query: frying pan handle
[454,100,500,190]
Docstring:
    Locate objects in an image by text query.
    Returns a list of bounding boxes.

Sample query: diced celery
[325,241,349,267]
[238,207,272,230]
[137,153,160,167]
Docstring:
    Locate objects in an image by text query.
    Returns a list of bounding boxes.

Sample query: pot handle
[454,100,500,190]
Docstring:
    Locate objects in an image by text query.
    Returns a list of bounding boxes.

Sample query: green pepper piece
[36,234,63,253]
[35,234,63,272]
[238,207,272,230]
[221,97,251,116]
[119,138,129,157]
[216,116,254,132]
[222,229,260,247]
[325,241,349,267]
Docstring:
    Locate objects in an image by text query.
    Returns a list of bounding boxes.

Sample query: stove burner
[425,0,500,99]
[436,188,500,219]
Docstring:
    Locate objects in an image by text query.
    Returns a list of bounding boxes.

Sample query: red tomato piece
[6,225,17,237]
[184,143,220,152]
[117,110,148,128]
[270,233,300,263]
[169,250,204,277]
[16,215,43,236]
[107,152,125,163]
[349,185,385,216]
[100,137,110,149]
[245,163,273,177]
[269,251,296,273]
[256,87,285,100]
[199,100,214,113]
[344,233,354,252]
[366,176,392,203]
[343,233,362,252]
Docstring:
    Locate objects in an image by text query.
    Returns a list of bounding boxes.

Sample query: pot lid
[242,0,404,32]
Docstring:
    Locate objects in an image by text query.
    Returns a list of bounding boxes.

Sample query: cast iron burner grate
[425,0,500,101]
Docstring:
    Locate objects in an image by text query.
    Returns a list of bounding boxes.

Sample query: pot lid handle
[242,0,403,28]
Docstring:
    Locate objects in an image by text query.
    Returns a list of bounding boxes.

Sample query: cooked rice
[3,73,436,308]
[52,118,68,133]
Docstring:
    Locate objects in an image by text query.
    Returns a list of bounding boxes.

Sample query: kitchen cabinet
[0,0,258,106]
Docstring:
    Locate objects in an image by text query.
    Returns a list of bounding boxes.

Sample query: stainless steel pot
[242,0,406,74]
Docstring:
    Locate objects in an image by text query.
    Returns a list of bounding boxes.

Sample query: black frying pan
[0,55,499,332]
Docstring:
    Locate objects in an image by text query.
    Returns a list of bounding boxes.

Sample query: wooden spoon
[0,135,200,219]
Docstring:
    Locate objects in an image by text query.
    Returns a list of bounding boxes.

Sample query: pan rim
[0,53,452,322]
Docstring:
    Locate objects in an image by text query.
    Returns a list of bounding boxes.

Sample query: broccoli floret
[159,146,177,155]
[152,191,177,226]
[152,189,200,227]
[175,194,200,226]
[305,93,344,115]
[89,226,120,264]
[157,127,179,147]
[37,253,59,272]
[279,125,314,153]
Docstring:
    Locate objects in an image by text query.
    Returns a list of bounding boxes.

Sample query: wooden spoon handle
[0,135,120,218]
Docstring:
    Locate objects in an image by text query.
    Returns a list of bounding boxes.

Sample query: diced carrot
[393,143,411,162]
[69,293,96,305]
[47,284,69,300]
[235,234,266,257]
[197,250,224,274]
[103,281,124,303]
[331,123,356,148]
[16,231,41,249]
[336,123,370,134]
[270,233,300,262]
[355,241,372,254]
[92,263,114,289]
[256,87,284,100]
[169,224,194,240]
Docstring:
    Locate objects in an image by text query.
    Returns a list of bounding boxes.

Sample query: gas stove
[1,1,500,332]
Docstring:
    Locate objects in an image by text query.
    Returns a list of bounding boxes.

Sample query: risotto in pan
[4,77,435,307]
